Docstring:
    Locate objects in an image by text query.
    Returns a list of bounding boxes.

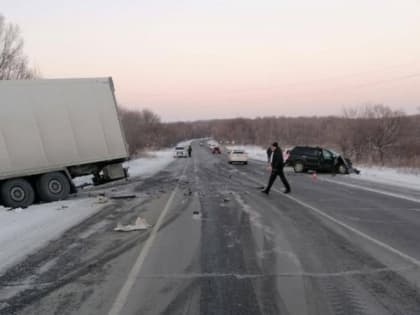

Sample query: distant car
[285,146,355,174]
[174,146,188,158]
[212,146,221,154]
[228,150,248,164]
[199,142,204,146]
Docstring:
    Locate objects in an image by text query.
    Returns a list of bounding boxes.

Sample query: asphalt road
[2,141,420,315]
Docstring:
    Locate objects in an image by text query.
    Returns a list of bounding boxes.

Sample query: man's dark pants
[266,168,290,192]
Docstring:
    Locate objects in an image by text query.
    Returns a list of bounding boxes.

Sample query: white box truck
[0,77,129,208]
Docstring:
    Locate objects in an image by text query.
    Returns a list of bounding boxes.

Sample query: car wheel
[36,172,71,202]
[294,162,305,173]
[228,161,232,164]
[244,161,248,165]
[1,178,35,208]
[338,164,347,174]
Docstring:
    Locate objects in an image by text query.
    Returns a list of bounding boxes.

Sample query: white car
[228,150,248,165]
[174,146,188,158]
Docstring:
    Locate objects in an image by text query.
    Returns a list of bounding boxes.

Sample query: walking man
[188,145,192,158]
[262,142,291,194]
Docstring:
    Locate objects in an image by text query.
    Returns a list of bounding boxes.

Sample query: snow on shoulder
[350,166,420,191]
[0,198,105,274]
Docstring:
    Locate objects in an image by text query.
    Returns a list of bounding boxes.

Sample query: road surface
[2,141,420,315]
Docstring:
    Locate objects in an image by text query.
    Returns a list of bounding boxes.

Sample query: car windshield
[175,147,184,150]
[328,149,340,157]
[233,150,244,154]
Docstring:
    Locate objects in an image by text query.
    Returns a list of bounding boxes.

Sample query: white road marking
[318,177,420,204]
[240,172,420,268]
[108,163,187,315]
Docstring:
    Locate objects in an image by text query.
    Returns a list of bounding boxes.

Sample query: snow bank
[241,145,268,162]
[73,148,174,187]
[0,198,104,274]
[124,148,174,178]
[349,166,420,190]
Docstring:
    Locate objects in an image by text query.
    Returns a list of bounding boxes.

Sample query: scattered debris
[95,196,109,204]
[114,217,152,232]
[223,197,230,202]
[56,205,69,210]
[109,194,137,200]
[77,182,92,189]
[192,210,201,220]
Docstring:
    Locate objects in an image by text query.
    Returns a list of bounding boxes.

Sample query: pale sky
[2,0,420,121]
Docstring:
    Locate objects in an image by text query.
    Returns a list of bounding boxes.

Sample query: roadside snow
[0,198,104,274]
[349,166,420,190]
[124,149,174,178]
[238,145,268,162]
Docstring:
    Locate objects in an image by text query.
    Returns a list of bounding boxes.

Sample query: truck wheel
[338,165,348,174]
[36,172,71,202]
[294,162,305,173]
[1,178,35,208]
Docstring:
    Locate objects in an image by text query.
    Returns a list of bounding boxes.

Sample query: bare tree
[341,104,404,164]
[365,104,404,164]
[0,14,35,80]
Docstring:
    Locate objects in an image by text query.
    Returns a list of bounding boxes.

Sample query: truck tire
[294,161,305,173]
[36,172,71,202]
[1,178,35,208]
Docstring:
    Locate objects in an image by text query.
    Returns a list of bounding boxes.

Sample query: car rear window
[232,150,244,154]
[175,147,185,150]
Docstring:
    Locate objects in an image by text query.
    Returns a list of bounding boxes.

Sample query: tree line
[119,105,420,167]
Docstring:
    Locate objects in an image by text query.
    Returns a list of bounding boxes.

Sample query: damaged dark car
[285,146,360,174]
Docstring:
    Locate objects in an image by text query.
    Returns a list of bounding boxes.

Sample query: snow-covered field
[0,149,175,275]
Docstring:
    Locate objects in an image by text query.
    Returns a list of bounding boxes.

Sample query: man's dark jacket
[271,148,284,171]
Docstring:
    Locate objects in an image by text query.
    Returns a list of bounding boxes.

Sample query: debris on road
[95,196,109,204]
[109,194,137,200]
[56,205,69,210]
[192,210,201,220]
[114,217,152,232]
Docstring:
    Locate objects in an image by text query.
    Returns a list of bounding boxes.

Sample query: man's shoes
[261,190,269,195]
[283,189,291,194]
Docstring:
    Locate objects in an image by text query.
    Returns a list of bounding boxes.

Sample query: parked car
[228,150,248,164]
[285,146,356,174]
[174,146,188,158]
[212,146,221,154]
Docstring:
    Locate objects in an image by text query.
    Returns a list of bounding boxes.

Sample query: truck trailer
[0,77,129,208]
